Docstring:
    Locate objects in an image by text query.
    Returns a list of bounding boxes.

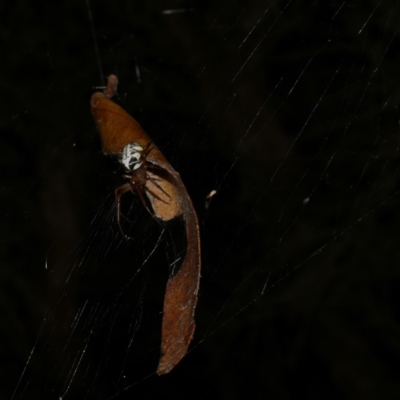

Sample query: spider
[115,142,170,239]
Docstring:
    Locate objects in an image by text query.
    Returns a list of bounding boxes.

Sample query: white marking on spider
[120,142,144,172]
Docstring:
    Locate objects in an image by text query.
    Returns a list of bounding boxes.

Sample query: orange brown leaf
[91,75,201,375]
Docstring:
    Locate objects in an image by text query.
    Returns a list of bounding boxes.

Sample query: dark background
[2,0,400,399]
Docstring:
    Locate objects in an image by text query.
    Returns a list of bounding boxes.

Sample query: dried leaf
[91,75,201,375]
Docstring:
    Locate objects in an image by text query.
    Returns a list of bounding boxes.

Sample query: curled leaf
[91,75,201,374]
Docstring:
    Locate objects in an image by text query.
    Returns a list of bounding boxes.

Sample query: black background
[2,1,400,399]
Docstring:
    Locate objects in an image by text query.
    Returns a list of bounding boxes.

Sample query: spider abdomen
[120,142,144,171]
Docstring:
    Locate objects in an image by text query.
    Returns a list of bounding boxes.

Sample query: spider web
[3,1,400,399]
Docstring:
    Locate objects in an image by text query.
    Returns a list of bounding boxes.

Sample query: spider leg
[140,143,170,199]
[142,142,154,158]
[115,183,132,240]
[141,189,165,227]
[139,185,164,226]
[131,182,155,217]
[120,213,132,224]
[144,186,170,205]
[146,174,171,199]
[146,163,165,173]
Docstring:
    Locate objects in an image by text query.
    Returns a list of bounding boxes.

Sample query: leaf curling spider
[115,142,170,240]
